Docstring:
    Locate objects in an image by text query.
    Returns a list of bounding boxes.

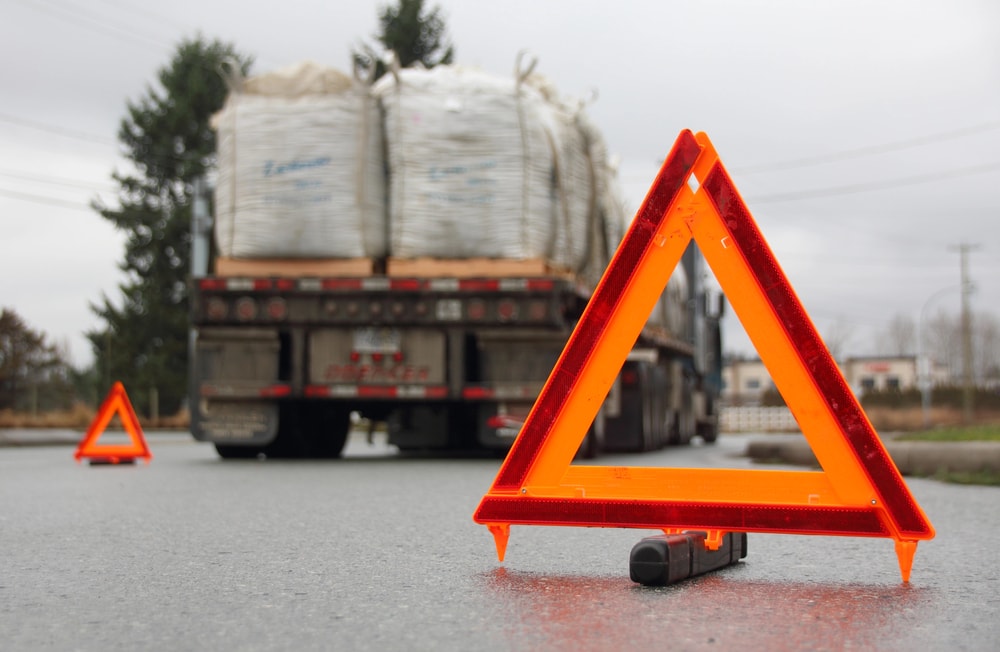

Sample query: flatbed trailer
[188,261,721,459]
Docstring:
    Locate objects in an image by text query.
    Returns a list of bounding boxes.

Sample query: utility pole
[951,243,979,424]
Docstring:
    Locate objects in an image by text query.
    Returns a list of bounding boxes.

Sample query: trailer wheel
[698,420,719,444]
[299,404,351,458]
[214,444,265,459]
[266,403,351,459]
[576,409,606,460]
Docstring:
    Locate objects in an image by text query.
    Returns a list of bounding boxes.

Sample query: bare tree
[821,318,853,361]
[924,309,961,378]
[877,313,916,356]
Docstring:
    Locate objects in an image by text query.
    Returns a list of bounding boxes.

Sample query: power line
[732,121,1000,174]
[0,168,115,192]
[15,0,172,51]
[92,0,192,35]
[746,160,1000,204]
[0,111,115,145]
[0,188,93,211]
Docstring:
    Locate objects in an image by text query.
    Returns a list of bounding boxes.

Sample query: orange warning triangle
[74,381,151,464]
[473,130,934,582]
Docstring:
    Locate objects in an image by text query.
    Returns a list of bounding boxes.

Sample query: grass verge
[930,468,1000,486]
[894,424,1000,442]
[894,425,1000,485]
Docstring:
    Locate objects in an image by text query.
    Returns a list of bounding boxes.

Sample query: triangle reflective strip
[473,130,933,581]
[74,381,152,463]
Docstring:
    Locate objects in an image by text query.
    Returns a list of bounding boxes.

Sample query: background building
[722,355,952,406]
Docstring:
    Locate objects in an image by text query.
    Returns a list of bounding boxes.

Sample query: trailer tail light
[206,298,228,320]
[266,297,287,320]
[497,299,518,322]
[527,300,547,321]
[526,279,554,291]
[467,299,487,321]
[621,368,639,386]
[234,297,257,321]
[350,351,361,363]
[393,351,404,363]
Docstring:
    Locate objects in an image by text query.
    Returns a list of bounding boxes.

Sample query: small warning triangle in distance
[74,381,152,465]
[473,130,934,582]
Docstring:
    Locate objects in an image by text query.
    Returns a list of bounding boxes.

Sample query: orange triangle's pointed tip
[895,540,917,583]
[487,523,510,563]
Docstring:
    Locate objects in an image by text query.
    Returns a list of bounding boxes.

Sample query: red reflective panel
[475,497,889,537]
[460,279,499,292]
[463,387,494,399]
[526,279,554,291]
[322,279,363,290]
[390,279,423,291]
[199,278,228,291]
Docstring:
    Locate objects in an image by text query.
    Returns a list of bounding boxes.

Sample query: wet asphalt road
[1,432,998,651]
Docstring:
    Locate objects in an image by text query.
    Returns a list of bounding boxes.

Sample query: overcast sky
[2,0,998,367]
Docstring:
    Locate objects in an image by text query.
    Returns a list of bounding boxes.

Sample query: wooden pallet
[386,257,574,278]
[214,257,376,277]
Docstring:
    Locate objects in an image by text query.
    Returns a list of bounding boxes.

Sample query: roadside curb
[746,437,1000,475]
[0,430,189,448]
[0,430,82,447]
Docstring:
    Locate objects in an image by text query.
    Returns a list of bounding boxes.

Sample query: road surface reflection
[480,566,932,650]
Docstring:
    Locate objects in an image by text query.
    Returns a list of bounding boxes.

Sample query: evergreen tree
[354,0,455,79]
[89,37,252,417]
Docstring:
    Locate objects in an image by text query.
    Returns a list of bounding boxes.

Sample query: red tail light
[235,297,256,321]
[497,299,518,322]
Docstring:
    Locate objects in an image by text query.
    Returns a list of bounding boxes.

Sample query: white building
[722,355,951,405]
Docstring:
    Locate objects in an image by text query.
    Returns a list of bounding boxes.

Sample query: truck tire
[311,406,352,458]
[214,444,265,459]
[577,409,606,459]
[698,420,719,444]
[266,403,351,459]
[300,404,351,458]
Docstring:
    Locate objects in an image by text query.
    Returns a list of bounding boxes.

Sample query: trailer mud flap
[192,399,278,445]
